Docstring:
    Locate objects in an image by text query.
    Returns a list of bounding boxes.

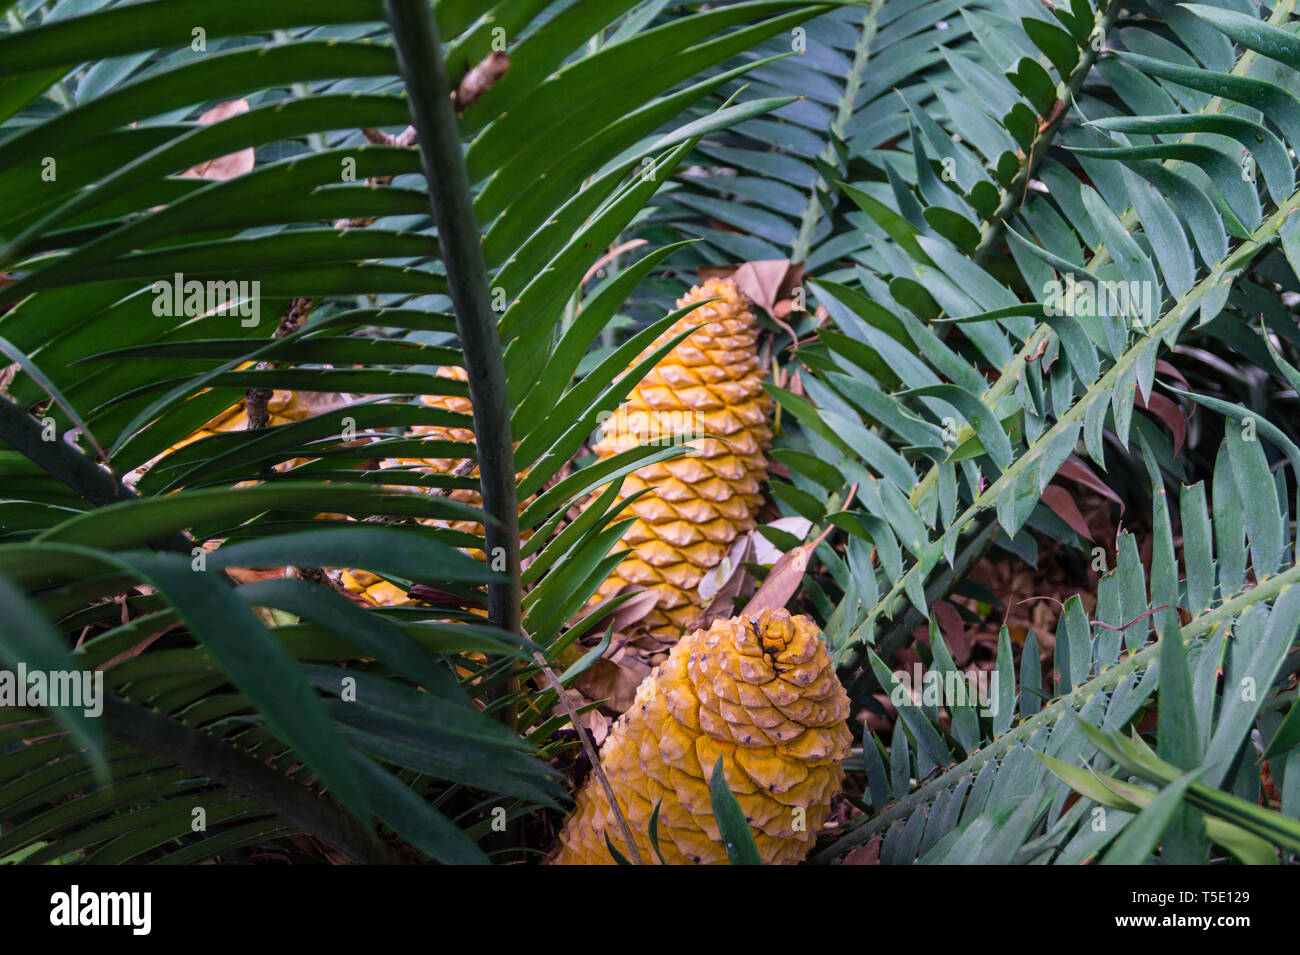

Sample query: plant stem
[969,0,1124,267]
[790,1,878,263]
[384,0,522,639]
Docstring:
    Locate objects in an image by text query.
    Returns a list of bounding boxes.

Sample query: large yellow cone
[591,278,772,643]
[550,608,851,865]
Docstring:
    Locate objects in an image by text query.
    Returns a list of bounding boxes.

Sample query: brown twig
[1001,594,1064,629]
[341,54,511,230]
[532,650,644,864]
[244,388,272,430]
[580,239,648,287]
[1090,605,1171,632]
[246,297,315,430]
[451,51,510,112]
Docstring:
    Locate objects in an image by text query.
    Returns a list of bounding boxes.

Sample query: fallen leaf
[698,259,806,320]
[580,710,610,748]
[689,534,756,632]
[452,50,510,113]
[741,523,832,616]
[224,566,290,585]
[842,837,881,865]
[576,658,645,715]
[931,600,971,665]
[575,587,660,636]
[179,99,255,180]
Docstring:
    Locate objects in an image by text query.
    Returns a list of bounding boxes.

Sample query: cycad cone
[591,278,772,642]
[173,390,311,449]
[342,366,533,607]
[136,390,312,488]
[550,609,851,865]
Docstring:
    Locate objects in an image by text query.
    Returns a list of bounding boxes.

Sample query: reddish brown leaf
[1135,391,1186,456]
[931,600,971,665]
[452,50,510,112]
[842,838,881,865]
[575,657,646,715]
[1057,456,1125,510]
[741,542,813,616]
[405,584,470,607]
[766,456,792,480]
[1155,359,1192,393]
[1041,485,1095,541]
[225,566,290,584]
[575,587,660,635]
[741,524,831,616]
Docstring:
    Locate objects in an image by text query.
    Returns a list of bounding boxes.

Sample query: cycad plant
[0,0,1299,868]
[0,0,833,865]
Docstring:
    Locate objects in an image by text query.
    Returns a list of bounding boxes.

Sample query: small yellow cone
[343,366,533,605]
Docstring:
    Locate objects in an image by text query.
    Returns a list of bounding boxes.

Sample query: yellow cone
[591,277,772,642]
[550,608,851,865]
[343,366,533,605]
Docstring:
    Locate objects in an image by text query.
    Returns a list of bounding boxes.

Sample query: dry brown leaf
[452,50,510,112]
[575,658,644,715]
[841,837,881,865]
[697,533,753,601]
[179,99,255,180]
[689,534,756,633]
[1041,485,1095,542]
[580,710,610,748]
[766,456,792,480]
[742,529,830,617]
[575,587,660,636]
[1057,456,1125,510]
[404,584,469,608]
[224,566,290,585]
[698,259,806,319]
[931,600,971,666]
[741,546,811,615]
